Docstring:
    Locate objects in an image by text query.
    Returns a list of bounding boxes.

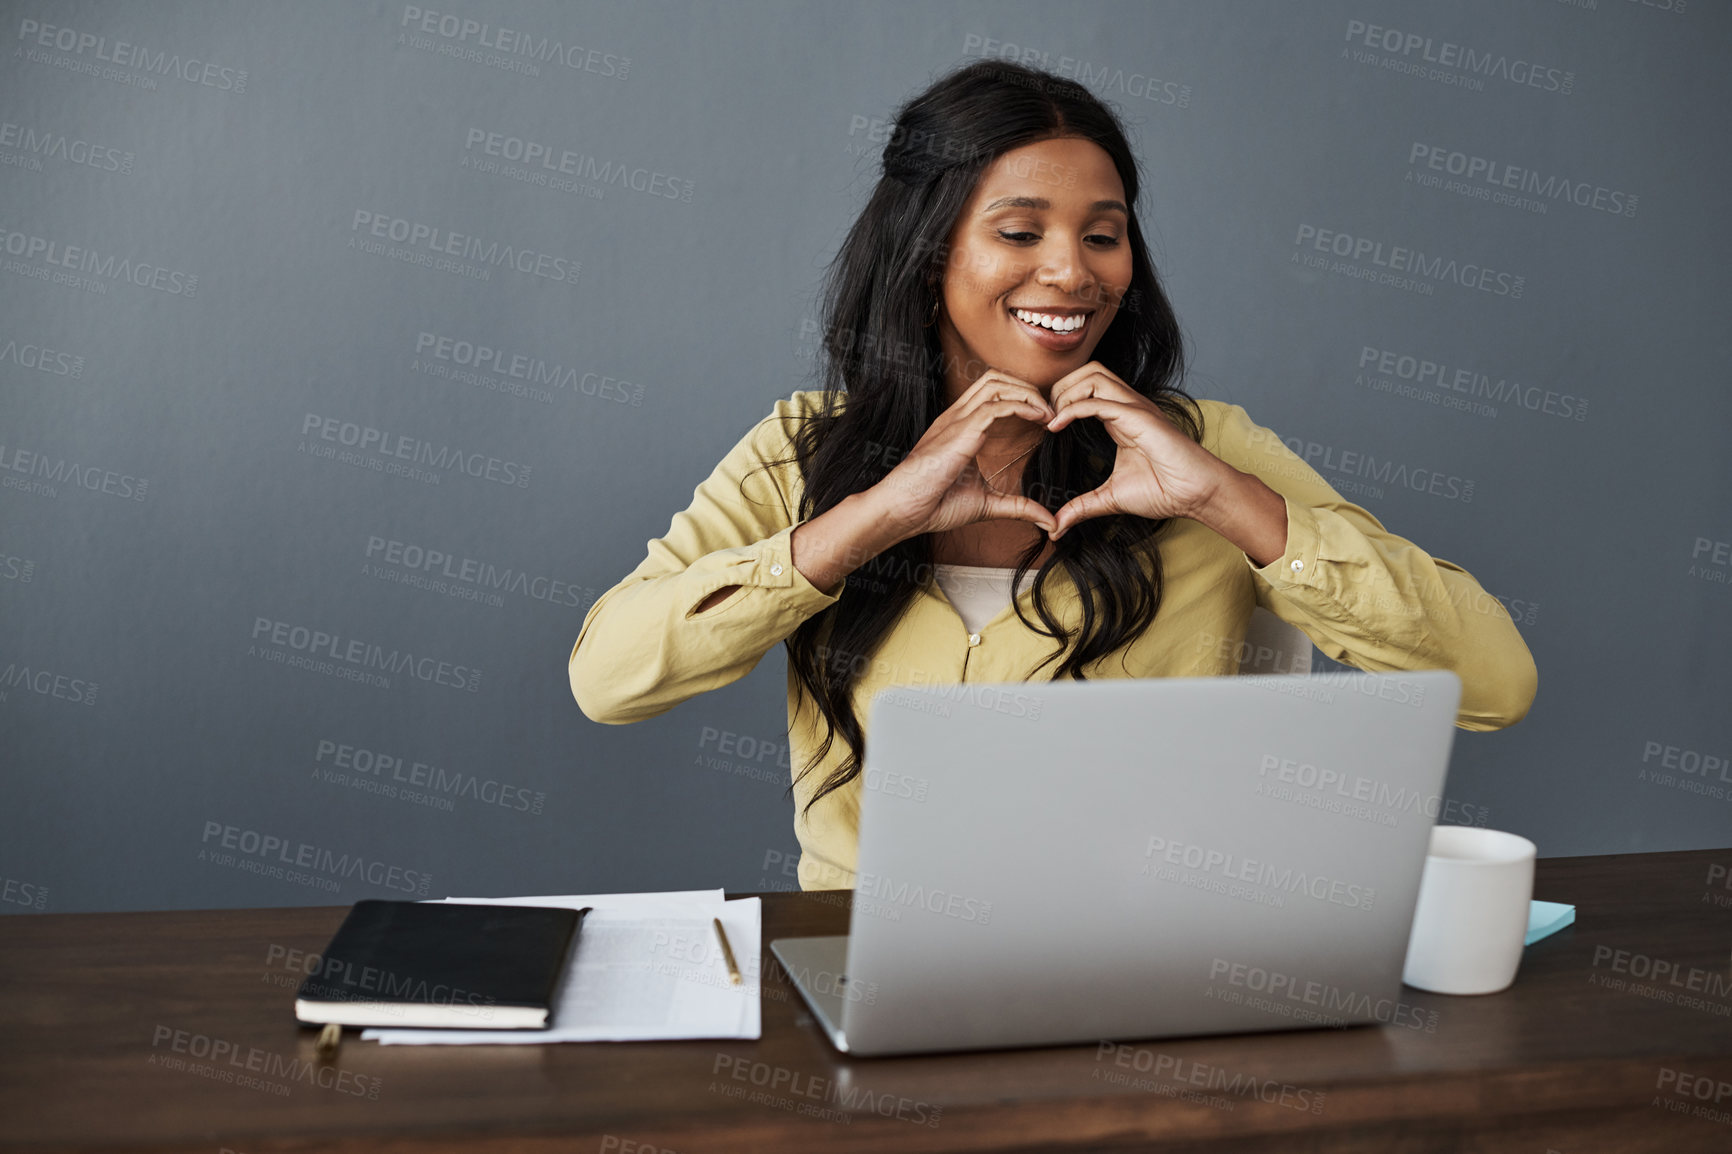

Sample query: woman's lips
[1009,308,1090,351]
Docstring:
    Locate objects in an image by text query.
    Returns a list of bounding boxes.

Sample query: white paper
[436,888,726,907]
[360,892,761,1045]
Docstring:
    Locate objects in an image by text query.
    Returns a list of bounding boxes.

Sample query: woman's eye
[995,230,1122,247]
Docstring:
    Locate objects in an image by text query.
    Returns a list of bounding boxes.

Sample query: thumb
[983,491,1058,536]
[1050,486,1118,540]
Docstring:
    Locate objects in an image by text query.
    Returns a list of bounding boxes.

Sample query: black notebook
[294,900,588,1029]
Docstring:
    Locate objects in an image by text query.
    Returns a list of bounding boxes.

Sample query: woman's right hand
[866,371,1058,543]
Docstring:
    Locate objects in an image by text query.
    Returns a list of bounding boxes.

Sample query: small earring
[923,296,940,327]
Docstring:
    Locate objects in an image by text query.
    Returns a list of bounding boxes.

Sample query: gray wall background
[2,0,1727,916]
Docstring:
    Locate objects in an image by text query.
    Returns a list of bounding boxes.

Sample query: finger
[900,397,1053,497]
[1046,362,1105,411]
[947,392,1050,441]
[956,369,1046,414]
[982,492,1058,535]
[1049,362,1131,412]
[939,401,1056,470]
[1049,486,1120,540]
[957,397,1057,442]
[1045,394,1147,436]
[965,366,1037,394]
[955,372,1053,422]
[954,368,1033,405]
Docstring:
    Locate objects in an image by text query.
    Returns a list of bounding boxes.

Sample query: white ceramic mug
[1402,826,1537,995]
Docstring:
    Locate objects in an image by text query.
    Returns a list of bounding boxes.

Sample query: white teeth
[1013,308,1086,333]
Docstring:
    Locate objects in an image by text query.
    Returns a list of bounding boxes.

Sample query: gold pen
[316,1022,342,1059]
[712,917,742,985]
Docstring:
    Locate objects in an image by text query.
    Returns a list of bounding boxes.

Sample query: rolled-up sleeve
[569,394,842,724]
[1209,403,1538,731]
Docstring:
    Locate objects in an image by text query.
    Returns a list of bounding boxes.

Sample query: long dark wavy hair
[775,59,1201,816]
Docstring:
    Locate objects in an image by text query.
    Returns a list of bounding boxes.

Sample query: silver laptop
[771,669,1462,1056]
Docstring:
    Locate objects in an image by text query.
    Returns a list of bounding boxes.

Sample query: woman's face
[935,135,1133,397]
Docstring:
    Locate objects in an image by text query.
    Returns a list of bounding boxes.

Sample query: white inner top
[932,563,1036,634]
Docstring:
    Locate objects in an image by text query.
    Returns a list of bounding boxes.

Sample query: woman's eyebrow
[980,195,1129,215]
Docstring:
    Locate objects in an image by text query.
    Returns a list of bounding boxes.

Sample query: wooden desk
[3,849,1730,1153]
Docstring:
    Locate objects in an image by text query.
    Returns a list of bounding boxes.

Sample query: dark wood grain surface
[3,849,1730,1153]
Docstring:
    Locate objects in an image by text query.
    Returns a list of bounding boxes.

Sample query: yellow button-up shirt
[569,390,1538,891]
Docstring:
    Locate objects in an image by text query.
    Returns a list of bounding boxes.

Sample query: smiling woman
[567,59,1538,892]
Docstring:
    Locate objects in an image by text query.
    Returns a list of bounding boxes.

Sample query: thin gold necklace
[981,440,1041,494]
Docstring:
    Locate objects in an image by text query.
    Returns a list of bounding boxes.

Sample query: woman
[568,59,1537,892]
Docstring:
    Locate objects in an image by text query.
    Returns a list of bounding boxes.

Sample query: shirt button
[1290,560,1304,573]
[769,564,784,576]
[967,633,982,647]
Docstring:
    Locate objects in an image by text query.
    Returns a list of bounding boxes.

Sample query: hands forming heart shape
[873,361,1242,545]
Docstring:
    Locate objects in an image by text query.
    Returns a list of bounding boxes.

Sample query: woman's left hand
[1043,362,1240,540]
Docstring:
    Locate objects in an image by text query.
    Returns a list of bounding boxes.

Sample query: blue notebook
[1525,900,1575,946]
